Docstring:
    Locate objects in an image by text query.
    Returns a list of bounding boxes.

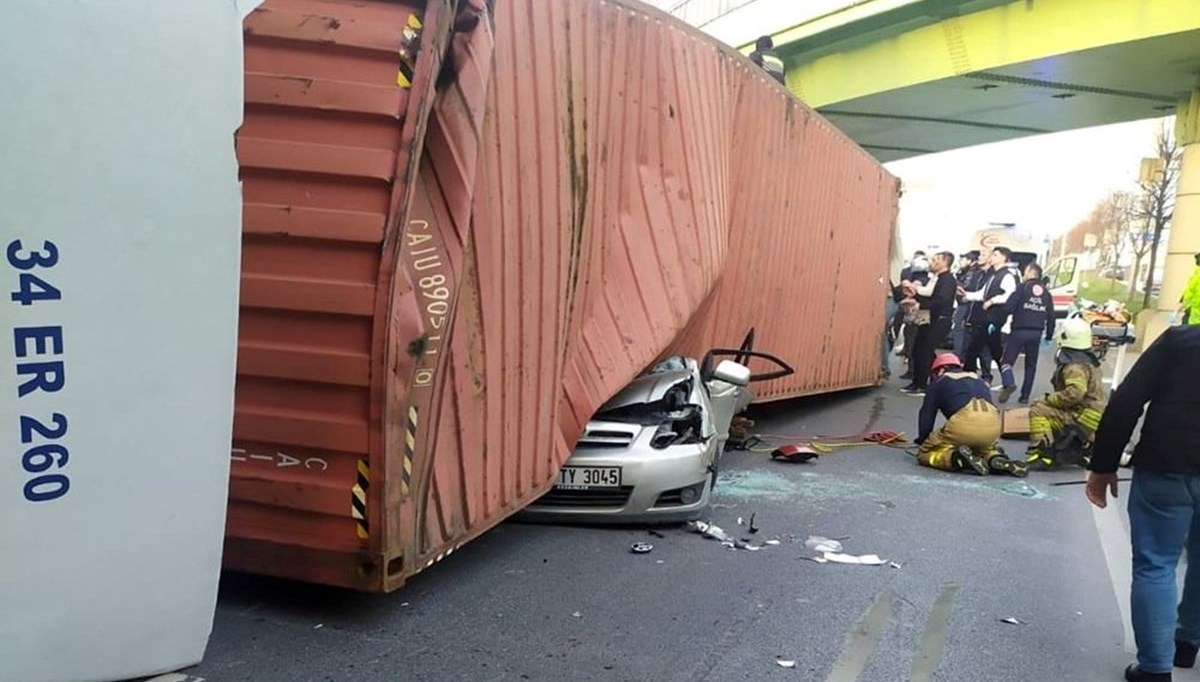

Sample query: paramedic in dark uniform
[997,263,1056,404]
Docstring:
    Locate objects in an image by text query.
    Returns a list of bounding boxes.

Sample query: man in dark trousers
[952,250,981,356]
[748,35,786,85]
[896,252,930,380]
[997,263,1056,404]
[956,250,995,370]
[901,251,957,395]
[1086,325,1200,682]
[959,246,1019,383]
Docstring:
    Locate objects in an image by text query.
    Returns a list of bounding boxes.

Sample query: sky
[885,117,1174,255]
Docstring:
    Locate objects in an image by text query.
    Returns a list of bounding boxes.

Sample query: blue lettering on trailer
[7,239,70,502]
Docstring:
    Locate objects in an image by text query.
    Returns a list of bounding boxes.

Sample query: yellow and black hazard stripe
[401,406,418,495]
[351,459,370,541]
[397,13,423,89]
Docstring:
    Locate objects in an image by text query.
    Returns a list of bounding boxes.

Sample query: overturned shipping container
[227,0,898,590]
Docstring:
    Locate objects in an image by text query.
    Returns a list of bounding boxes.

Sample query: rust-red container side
[226,0,897,591]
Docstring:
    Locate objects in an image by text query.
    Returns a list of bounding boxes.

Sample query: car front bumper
[520,442,714,524]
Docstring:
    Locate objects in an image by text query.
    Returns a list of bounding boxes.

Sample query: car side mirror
[711,360,751,387]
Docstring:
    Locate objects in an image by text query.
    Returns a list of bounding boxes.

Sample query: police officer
[748,35,786,85]
[997,263,1056,404]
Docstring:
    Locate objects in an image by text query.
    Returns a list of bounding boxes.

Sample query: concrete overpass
[654,0,1200,344]
[656,0,1199,162]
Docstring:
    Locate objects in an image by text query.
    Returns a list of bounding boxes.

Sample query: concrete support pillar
[1143,88,1200,346]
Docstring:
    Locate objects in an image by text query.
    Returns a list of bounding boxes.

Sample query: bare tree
[1134,123,1182,309]
[1098,191,1134,278]
[1061,214,1100,256]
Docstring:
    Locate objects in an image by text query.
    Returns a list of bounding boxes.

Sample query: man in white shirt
[957,247,1019,384]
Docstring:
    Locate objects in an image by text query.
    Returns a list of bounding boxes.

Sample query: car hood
[598,368,693,412]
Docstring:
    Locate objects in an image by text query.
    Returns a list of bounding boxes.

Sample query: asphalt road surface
[155,345,1200,682]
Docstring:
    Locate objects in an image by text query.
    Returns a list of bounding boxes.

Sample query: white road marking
[1091,501,1136,653]
[909,584,961,682]
[825,588,895,682]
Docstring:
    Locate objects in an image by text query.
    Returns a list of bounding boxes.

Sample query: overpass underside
[773,0,1200,162]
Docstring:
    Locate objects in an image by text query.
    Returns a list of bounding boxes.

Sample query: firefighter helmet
[930,353,963,374]
[1058,317,1093,351]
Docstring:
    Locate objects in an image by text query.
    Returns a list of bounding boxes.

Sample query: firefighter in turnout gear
[1026,317,1107,468]
[915,354,1029,477]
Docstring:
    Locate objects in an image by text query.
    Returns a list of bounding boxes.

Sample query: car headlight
[649,406,702,449]
[651,423,681,449]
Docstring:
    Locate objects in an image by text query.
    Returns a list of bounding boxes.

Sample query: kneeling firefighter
[1026,317,1107,468]
[915,354,1029,477]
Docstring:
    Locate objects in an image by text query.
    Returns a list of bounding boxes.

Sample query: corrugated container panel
[227,0,451,590]
[401,0,895,579]
[667,88,897,400]
[223,0,896,591]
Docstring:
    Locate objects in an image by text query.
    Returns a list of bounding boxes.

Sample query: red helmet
[770,444,819,462]
[930,353,963,374]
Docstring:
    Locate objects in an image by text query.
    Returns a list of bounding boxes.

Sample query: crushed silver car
[523,345,792,523]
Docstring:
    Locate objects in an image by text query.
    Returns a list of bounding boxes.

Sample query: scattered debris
[571,612,582,618]
[805,536,843,553]
[705,525,729,541]
[874,500,896,509]
[770,444,820,462]
[748,512,759,534]
[314,624,324,629]
[648,529,666,539]
[728,416,756,449]
[823,553,885,566]
[737,517,745,526]
[400,602,411,607]
[766,540,781,546]
[687,521,730,542]
[999,617,1024,626]
[735,540,763,551]
[655,560,665,565]
[889,562,902,570]
[630,542,654,554]
[802,536,887,566]
[776,660,797,669]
